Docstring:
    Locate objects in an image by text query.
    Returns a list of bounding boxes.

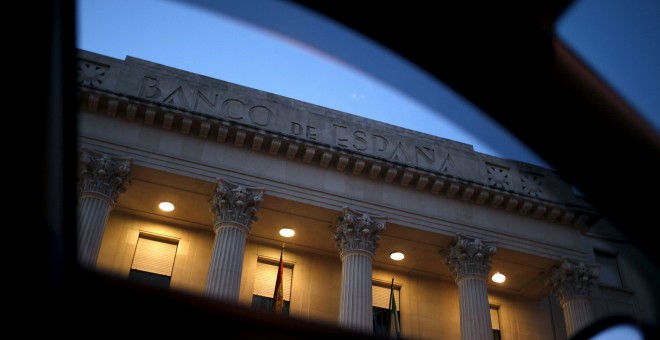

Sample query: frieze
[86,48,480,176]
[133,73,478,175]
[76,49,600,227]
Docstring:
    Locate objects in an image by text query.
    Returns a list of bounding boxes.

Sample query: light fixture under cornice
[390,251,405,261]
[492,272,506,283]
[159,201,175,212]
[279,227,295,237]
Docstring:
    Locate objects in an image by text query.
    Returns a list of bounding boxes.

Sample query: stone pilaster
[205,178,265,302]
[332,207,387,333]
[77,148,132,269]
[545,257,599,337]
[442,233,497,340]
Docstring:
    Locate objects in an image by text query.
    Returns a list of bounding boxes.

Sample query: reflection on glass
[591,324,644,340]
[557,0,660,133]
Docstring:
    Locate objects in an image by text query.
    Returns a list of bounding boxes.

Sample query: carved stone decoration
[78,148,132,204]
[521,171,544,197]
[269,139,281,154]
[206,179,265,302]
[431,179,445,193]
[332,207,387,256]
[77,60,107,88]
[210,178,265,231]
[545,257,599,303]
[368,164,382,178]
[443,233,498,340]
[442,233,497,279]
[487,163,510,190]
[125,103,137,120]
[77,148,132,269]
[440,154,457,175]
[333,206,387,333]
[352,160,365,175]
[75,47,604,232]
[545,257,599,337]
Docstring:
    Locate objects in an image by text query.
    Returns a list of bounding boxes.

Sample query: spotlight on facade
[159,201,175,212]
[279,227,295,237]
[390,251,405,261]
[492,272,506,283]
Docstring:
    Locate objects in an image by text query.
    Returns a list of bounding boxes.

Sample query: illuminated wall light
[390,251,405,261]
[279,227,295,237]
[492,272,506,283]
[159,201,175,212]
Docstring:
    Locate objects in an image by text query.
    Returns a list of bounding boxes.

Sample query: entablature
[77,49,600,230]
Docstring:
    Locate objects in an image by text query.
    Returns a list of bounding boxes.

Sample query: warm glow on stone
[279,227,295,237]
[492,272,506,283]
[159,201,175,212]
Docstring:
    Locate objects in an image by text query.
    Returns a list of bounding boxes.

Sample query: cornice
[78,87,599,229]
[75,49,599,229]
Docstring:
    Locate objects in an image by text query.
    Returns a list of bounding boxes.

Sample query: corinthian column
[545,257,599,337]
[77,148,132,269]
[332,207,387,333]
[206,178,265,303]
[442,233,497,340]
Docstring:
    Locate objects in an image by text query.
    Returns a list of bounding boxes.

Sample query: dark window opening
[252,295,290,315]
[128,269,171,289]
[373,306,400,337]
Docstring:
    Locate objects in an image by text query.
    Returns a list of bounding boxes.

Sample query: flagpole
[387,277,394,335]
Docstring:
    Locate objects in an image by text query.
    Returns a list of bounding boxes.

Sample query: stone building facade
[77,49,658,339]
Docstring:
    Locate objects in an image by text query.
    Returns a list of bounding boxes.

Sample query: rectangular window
[491,306,501,340]
[128,233,179,289]
[372,283,400,337]
[595,251,623,288]
[252,258,293,314]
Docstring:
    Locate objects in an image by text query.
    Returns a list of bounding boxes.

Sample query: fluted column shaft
[205,178,265,302]
[545,257,599,338]
[332,207,387,333]
[77,193,113,268]
[443,233,497,340]
[339,251,374,331]
[457,275,493,340]
[206,222,248,302]
[77,148,132,269]
[561,297,594,336]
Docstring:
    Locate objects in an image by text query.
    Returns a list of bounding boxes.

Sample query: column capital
[332,207,387,257]
[78,148,132,204]
[442,233,497,280]
[210,178,265,232]
[545,257,599,303]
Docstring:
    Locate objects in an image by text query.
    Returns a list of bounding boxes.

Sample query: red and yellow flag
[272,245,285,313]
